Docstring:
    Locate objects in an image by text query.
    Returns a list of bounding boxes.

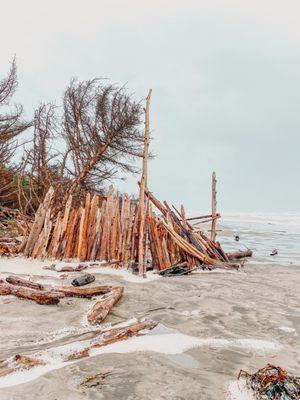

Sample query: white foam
[226,380,254,400]
[0,330,282,389]
[278,326,297,334]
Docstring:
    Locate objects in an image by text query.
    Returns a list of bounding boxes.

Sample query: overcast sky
[1,0,300,213]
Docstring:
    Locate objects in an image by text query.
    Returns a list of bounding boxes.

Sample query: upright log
[137,89,152,277]
[23,187,54,257]
[211,171,217,242]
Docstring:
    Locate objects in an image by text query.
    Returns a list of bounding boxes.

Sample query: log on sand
[5,276,114,299]
[6,275,44,290]
[66,318,158,360]
[0,279,64,305]
[227,249,253,260]
[87,286,124,325]
[0,319,158,377]
[51,284,113,298]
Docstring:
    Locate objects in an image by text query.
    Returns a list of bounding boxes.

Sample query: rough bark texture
[0,279,64,305]
[87,286,124,325]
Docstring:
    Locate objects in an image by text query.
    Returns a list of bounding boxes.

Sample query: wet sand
[0,259,299,400]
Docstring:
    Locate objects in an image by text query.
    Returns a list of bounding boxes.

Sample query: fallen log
[51,284,113,298]
[0,279,64,305]
[87,287,124,325]
[6,275,44,290]
[68,318,158,359]
[5,275,114,299]
[92,318,158,347]
[71,274,95,287]
[227,249,253,260]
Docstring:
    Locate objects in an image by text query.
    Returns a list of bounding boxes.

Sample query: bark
[0,279,64,305]
[6,275,44,290]
[87,286,124,325]
[227,249,253,260]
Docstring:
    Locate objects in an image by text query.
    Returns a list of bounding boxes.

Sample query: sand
[0,217,299,399]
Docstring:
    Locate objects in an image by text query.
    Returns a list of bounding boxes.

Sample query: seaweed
[238,364,300,400]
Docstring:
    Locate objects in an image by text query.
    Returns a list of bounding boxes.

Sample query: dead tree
[0,58,31,165]
[0,58,32,210]
[62,79,145,198]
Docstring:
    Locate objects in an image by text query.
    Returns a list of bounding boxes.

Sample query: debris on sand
[80,370,114,389]
[71,273,95,287]
[238,364,300,400]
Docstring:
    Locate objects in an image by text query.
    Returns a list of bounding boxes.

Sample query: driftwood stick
[137,89,152,276]
[87,286,124,325]
[227,249,253,260]
[6,275,44,290]
[211,171,217,242]
[5,275,114,299]
[0,279,65,305]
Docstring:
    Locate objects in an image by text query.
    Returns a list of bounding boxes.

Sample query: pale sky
[1,0,300,213]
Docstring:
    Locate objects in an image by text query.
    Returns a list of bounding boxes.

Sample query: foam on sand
[226,380,255,400]
[0,327,282,389]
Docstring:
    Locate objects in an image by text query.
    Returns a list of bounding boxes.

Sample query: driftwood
[87,287,124,325]
[52,284,113,298]
[5,275,114,299]
[0,319,157,379]
[92,318,158,348]
[6,275,44,290]
[71,274,95,287]
[21,179,240,275]
[137,89,152,276]
[67,318,158,361]
[210,171,217,242]
[227,249,253,260]
[0,355,45,378]
[0,279,64,305]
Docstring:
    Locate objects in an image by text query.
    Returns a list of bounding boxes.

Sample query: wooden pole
[210,171,217,242]
[137,89,152,277]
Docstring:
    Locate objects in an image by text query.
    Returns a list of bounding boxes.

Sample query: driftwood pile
[20,183,245,275]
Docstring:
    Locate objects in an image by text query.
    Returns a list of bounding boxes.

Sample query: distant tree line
[0,58,146,215]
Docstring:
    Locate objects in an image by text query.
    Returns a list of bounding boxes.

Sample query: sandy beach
[0,216,299,400]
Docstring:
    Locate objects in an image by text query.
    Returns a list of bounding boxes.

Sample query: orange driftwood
[5,275,114,299]
[0,279,64,305]
[87,286,124,325]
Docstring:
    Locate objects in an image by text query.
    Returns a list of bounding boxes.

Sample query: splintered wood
[22,182,240,274]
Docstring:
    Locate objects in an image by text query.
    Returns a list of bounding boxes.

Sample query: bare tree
[0,58,31,165]
[0,58,32,211]
[62,79,145,197]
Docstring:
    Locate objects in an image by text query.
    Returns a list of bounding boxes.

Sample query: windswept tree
[0,58,31,165]
[62,78,145,197]
[0,58,32,210]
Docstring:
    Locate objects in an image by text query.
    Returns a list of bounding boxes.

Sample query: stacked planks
[22,184,240,272]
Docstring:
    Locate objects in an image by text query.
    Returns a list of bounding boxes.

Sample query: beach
[0,215,299,400]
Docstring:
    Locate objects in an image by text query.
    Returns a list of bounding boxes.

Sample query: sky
[1,0,300,213]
